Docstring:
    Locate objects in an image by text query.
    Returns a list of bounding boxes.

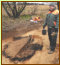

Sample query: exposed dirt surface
[2,25,59,64]
[2,22,42,40]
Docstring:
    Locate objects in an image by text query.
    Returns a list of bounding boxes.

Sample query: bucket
[42,29,46,35]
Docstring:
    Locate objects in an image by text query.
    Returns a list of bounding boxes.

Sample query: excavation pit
[2,35,43,61]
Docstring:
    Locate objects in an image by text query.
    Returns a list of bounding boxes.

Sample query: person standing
[43,4,59,54]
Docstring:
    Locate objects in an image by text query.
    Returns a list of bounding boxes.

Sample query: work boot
[48,50,54,54]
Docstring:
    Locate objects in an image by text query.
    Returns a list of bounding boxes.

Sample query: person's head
[49,4,56,11]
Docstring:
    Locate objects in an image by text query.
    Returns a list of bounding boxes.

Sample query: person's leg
[48,28,58,54]
[51,31,58,51]
[48,28,52,49]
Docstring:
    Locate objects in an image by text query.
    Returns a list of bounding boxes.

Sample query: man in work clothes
[43,4,59,54]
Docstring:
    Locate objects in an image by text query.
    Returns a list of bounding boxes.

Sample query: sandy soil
[2,26,59,64]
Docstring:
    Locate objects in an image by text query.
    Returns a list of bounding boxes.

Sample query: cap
[49,3,55,7]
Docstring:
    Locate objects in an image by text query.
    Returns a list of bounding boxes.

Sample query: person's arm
[55,14,59,32]
[55,14,59,28]
[43,14,48,29]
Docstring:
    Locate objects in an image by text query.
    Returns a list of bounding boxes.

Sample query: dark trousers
[48,28,58,51]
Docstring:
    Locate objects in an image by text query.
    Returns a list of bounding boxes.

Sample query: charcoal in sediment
[13,36,29,41]
[30,44,43,50]
[2,35,43,61]
[3,36,31,58]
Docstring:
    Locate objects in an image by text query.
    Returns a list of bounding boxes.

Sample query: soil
[2,22,59,64]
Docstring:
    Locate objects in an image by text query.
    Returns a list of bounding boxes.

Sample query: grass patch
[20,15,31,20]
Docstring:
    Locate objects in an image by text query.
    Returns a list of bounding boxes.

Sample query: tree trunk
[2,2,26,18]
[17,2,26,17]
[12,2,18,18]
[2,2,12,17]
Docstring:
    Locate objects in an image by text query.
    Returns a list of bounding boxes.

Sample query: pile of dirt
[2,35,43,61]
